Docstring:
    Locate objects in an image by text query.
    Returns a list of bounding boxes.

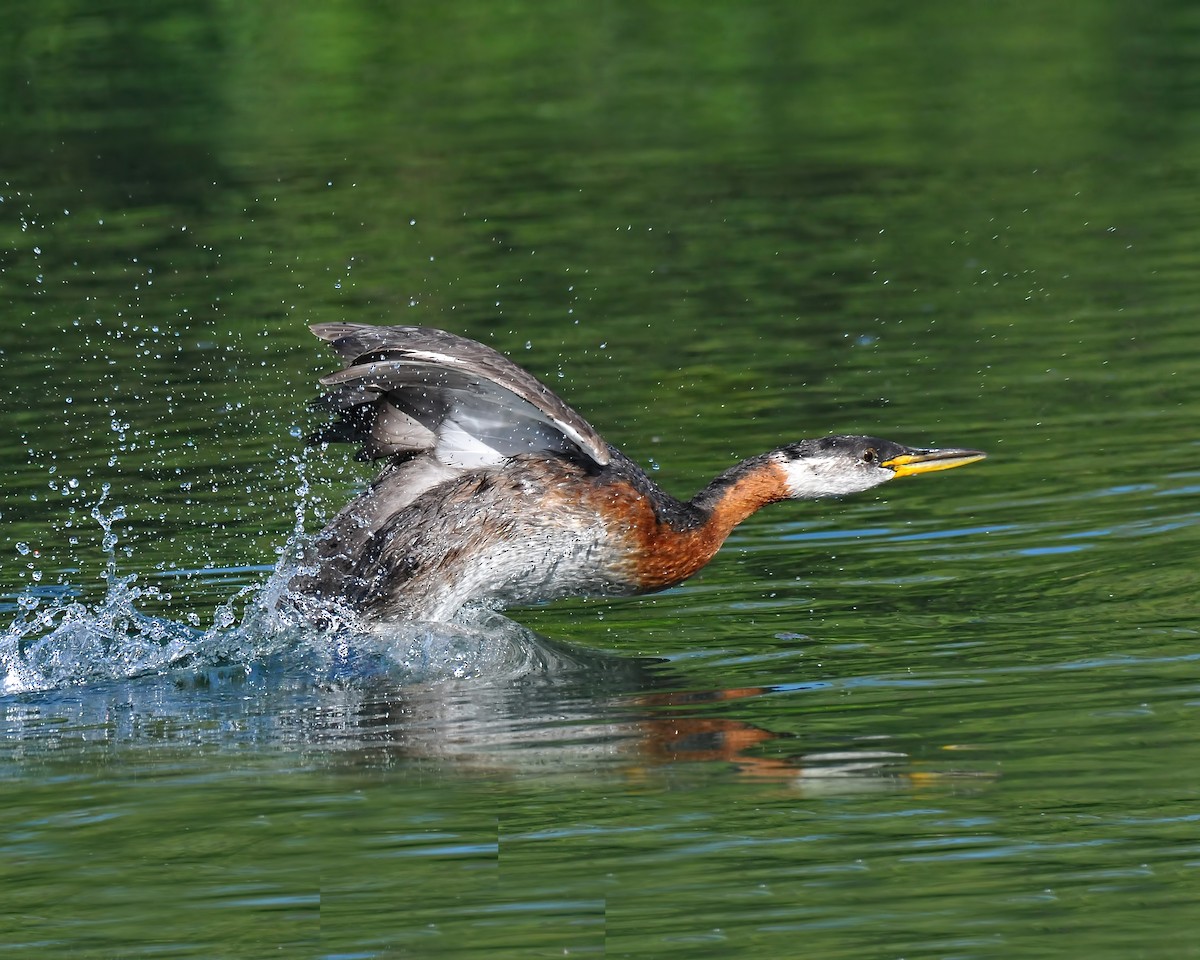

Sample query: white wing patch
[435,418,507,469]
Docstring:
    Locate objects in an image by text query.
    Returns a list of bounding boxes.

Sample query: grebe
[294,324,984,623]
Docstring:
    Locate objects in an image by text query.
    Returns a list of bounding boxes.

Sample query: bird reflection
[208,615,977,790]
[1,613,986,793]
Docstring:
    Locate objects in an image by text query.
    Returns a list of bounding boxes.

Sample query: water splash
[1,480,570,696]
[4,485,206,693]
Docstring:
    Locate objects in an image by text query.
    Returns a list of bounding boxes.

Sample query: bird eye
[862,448,877,464]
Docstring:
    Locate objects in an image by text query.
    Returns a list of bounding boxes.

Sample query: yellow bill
[881,448,987,478]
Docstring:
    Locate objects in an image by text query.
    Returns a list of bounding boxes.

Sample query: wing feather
[307,324,610,469]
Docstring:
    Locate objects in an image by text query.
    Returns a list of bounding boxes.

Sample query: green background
[2,2,1199,957]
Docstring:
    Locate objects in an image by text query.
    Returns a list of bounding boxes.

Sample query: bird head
[774,436,986,499]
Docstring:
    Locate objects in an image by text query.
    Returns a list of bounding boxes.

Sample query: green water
[3,2,1200,957]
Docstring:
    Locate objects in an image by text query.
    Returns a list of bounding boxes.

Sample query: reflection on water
[4,572,948,794]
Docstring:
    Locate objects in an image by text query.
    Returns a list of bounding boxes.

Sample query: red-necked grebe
[294,324,985,622]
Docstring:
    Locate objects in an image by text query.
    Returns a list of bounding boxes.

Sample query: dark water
[3,2,1200,957]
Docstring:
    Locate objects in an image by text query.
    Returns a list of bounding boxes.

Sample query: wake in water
[1,484,566,696]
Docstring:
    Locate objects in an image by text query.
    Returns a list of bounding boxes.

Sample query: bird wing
[308,324,611,469]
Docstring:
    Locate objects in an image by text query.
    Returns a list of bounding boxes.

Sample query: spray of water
[1,462,553,695]
[3,482,249,693]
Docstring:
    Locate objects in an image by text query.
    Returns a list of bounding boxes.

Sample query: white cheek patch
[780,456,888,498]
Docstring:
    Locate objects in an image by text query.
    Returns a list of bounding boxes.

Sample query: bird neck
[626,453,790,592]
[689,454,792,542]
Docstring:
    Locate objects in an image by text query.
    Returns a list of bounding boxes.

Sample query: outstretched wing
[308,324,610,469]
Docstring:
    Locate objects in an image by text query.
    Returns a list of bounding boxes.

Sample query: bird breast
[350,457,647,621]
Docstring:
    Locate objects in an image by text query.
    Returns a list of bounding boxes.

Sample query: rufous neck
[691,454,790,543]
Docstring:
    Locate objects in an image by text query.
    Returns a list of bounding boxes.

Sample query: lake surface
[3,2,1200,957]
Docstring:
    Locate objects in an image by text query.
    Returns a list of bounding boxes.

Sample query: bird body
[295,325,984,623]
